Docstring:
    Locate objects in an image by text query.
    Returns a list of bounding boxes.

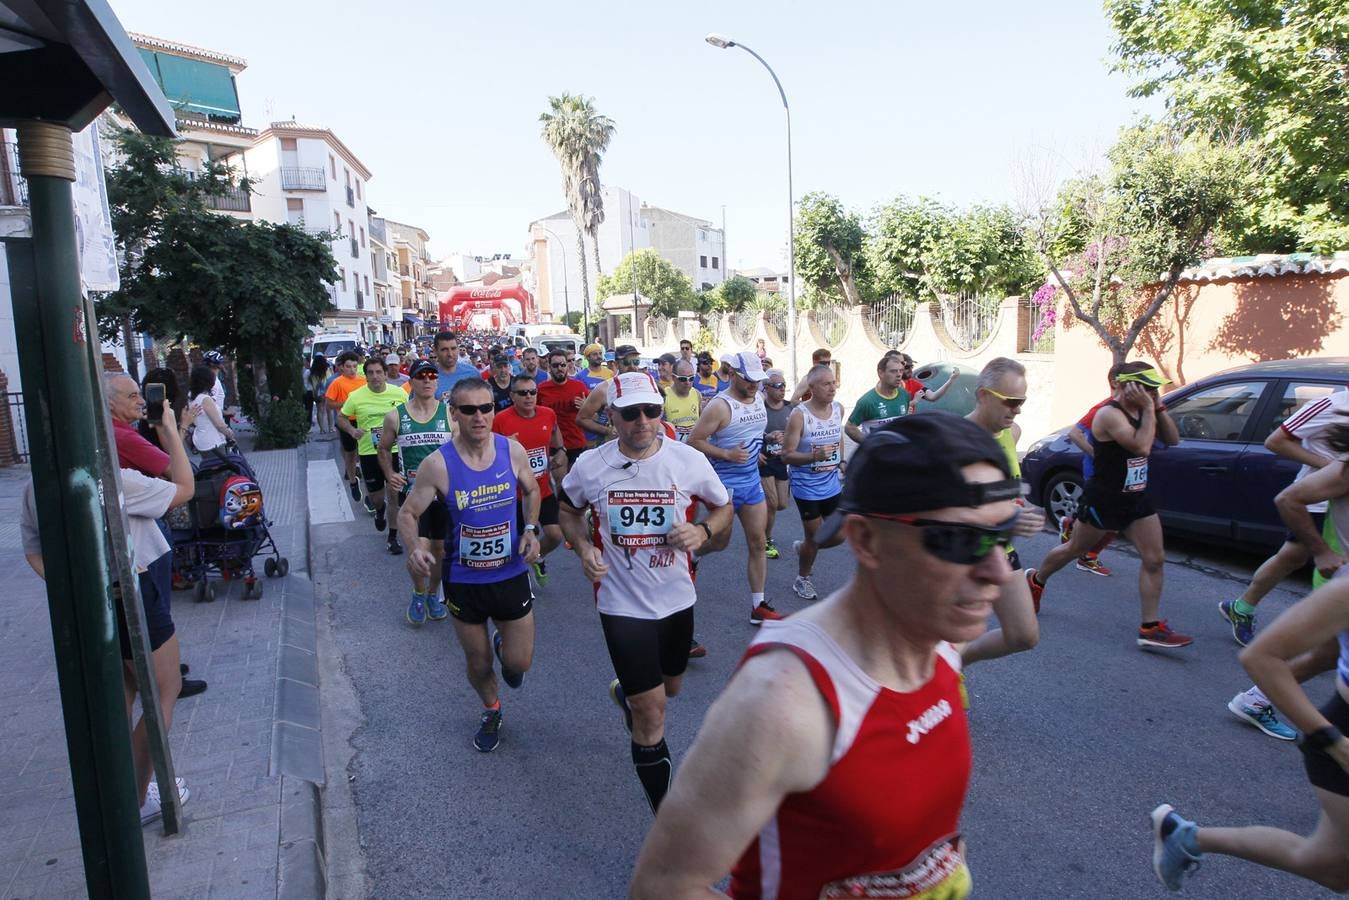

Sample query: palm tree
[539,94,616,328]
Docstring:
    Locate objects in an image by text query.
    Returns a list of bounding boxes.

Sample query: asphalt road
[312,443,1338,899]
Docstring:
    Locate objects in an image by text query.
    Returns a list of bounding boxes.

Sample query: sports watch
[1299,725,1343,752]
[523,523,540,536]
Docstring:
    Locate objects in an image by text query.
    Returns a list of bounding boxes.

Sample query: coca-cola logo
[469,288,502,299]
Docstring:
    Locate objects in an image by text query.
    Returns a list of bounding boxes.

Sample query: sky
[111,0,1161,270]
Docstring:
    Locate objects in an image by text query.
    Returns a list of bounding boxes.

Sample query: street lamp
[705,32,798,386]
[539,225,572,330]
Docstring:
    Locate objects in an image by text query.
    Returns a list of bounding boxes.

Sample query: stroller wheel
[264,558,278,577]
[276,558,290,577]
[193,580,207,603]
[250,581,264,599]
[205,581,217,602]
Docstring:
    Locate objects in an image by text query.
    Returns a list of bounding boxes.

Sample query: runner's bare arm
[1266,426,1335,468]
[397,453,447,578]
[788,373,811,404]
[577,383,611,436]
[630,650,833,898]
[1093,393,1156,455]
[1275,461,1349,574]
[779,408,815,467]
[377,408,404,489]
[687,399,731,460]
[920,366,960,402]
[559,497,608,581]
[1067,425,1093,457]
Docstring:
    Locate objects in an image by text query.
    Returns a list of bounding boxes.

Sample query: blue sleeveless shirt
[440,435,527,584]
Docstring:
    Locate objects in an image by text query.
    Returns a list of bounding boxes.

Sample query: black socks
[632,739,672,813]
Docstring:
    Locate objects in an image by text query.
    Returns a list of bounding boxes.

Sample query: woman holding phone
[187,365,234,459]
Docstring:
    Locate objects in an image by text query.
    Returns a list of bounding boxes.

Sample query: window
[1166,380,1267,442]
[360,226,365,247]
[330,155,336,179]
[364,275,370,293]
[356,181,362,200]
[700,255,708,268]
[1271,382,1343,432]
[711,257,719,270]
[280,137,297,151]
[349,219,355,238]
[344,168,350,187]
[339,267,346,291]
[333,211,341,230]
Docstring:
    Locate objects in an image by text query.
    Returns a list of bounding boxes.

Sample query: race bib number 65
[608,489,676,549]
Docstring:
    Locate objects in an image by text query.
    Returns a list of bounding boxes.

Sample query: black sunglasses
[456,403,495,415]
[864,511,1018,565]
[618,404,663,422]
[513,389,537,396]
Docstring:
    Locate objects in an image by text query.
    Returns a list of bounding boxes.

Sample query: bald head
[104,373,144,425]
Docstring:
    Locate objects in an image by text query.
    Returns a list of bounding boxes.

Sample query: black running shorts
[359,453,398,494]
[339,426,358,453]
[418,499,448,540]
[1077,487,1154,533]
[539,494,560,528]
[1302,690,1349,798]
[758,457,789,481]
[600,607,695,696]
[444,572,533,625]
[793,493,842,522]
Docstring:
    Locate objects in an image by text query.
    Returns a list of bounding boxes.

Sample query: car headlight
[1026,427,1068,456]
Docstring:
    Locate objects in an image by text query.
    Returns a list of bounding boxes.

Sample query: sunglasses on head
[618,404,663,422]
[864,511,1019,565]
[456,402,495,416]
[767,382,787,389]
[984,387,1026,410]
[513,388,537,396]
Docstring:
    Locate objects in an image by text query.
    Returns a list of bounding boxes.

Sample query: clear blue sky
[111,0,1158,270]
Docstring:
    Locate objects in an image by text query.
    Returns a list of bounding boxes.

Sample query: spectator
[187,365,235,460]
[308,355,332,434]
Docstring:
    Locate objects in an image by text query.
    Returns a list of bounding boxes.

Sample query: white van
[309,332,362,361]
[532,333,585,358]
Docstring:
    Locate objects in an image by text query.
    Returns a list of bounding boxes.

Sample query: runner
[663,360,702,442]
[960,357,1045,666]
[1026,362,1190,648]
[339,356,409,555]
[485,354,516,412]
[758,369,793,560]
[789,348,832,404]
[844,353,910,444]
[493,374,567,586]
[688,351,780,623]
[558,372,733,813]
[432,330,482,401]
[379,359,453,624]
[324,350,367,504]
[580,342,614,384]
[577,344,644,444]
[780,364,844,601]
[693,352,720,402]
[396,378,542,753]
[537,349,591,466]
[578,343,615,447]
[519,347,547,385]
[655,353,677,391]
[1060,380,1119,576]
[630,414,1021,897]
[898,352,960,408]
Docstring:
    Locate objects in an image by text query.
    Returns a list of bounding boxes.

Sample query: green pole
[11,120,151,898]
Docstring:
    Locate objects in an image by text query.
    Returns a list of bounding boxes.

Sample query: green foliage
[702,275,760,313]
[1107,0,1349,252]
[596,249,697,318]
[793,192,868,305]
[254,398,310,450]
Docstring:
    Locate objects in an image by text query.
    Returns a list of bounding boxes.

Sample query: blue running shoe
[1218,599,1255,646]
[426,591,448,621]
[473,708,502,752]
[1227,693,1296,741]
[493,631,523,689]
[1151,804,1201,891]
[609,678,633,735]
[406,593,427,627]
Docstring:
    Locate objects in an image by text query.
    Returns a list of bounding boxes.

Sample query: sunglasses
[456,403,495,416]
[674,375,694,383]
[618,404,663,422]
[618,358,643,368]
[865,512,1018,565]
[513,389,537,396]
[984,387,1026,410]
[767,382,787,389]
[413,372,438,381]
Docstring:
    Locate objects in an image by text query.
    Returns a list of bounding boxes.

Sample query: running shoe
[1218,599,1256,647]
[1137,621,1194,649]
[1058,516,1073,544]
[530,559,549,587]
[1227,693,1296,741]
[140,779,190,826]
[387,533,403,556]
[493,631,523,689]
[750,602,785,625]
[349,479,361,502]
[609,678,633,735]
[407,592,427,626]
[765,539,780,560]
[1025,569,1044,614]
[688,638,707,659]
[1075,555,1112,576]
[373,505,386,532]
[426,591,448,621]
[473,708,503,752]
[793,575,818,600]
[1150,804,1201,891]
[363,495,376,515]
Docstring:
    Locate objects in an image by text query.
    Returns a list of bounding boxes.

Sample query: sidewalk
[0,438,325,899]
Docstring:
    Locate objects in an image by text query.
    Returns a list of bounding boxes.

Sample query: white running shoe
[793,575,818,600]
[141,778,190,825]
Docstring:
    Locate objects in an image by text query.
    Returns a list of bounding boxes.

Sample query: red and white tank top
[730,619,972,900]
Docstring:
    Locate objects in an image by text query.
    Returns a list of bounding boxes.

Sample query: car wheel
[1043,471,1085,530]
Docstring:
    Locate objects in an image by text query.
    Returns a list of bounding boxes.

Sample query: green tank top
[396,400,452,483]
[994,427,1021,479]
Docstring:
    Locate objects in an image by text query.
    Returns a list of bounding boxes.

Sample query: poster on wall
[71,120,119,294]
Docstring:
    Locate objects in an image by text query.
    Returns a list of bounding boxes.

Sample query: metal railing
[939,291,1000,352]
[279,166,326,190]
[1022,296,1056,353]
[764,308,787,344]
[729,311,757,345]
[205,185,251,212]
[1,141,28,207]
[6,391,28,462]
[866,294,917,349]
[703,311,724,341]
[812,305,850,346]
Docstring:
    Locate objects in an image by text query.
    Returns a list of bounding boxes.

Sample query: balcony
[205,185,251,212]
[368,217,386,243]
[1,141,28,208]
[350,237,359,258]
[345,184,355,207]
[280,166,326,191]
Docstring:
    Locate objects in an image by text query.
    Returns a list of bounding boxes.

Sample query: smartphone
[144,383,166,422]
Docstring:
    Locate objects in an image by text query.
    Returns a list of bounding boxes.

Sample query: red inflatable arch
[439,284,535,331]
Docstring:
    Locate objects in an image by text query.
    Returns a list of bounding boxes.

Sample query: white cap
[384,353,400,365]
[609,372,665,409]
[728,350,767,382]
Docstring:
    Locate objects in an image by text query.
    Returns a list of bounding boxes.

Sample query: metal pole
[10,120,151,898]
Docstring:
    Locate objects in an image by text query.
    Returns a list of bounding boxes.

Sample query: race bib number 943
[459,521,511,569]
[608,489,676,549]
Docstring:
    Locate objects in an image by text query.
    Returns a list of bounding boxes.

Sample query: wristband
[698,522,713,542]
[1299,725,1343,752]
[523,523,540,536]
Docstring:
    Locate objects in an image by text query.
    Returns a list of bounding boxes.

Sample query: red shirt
[1078,397,1112,429]
[113,419,170,477]
[492,406,558,498]
[904,377,926,400]
[731,620,971,900]
[537,377,590,450]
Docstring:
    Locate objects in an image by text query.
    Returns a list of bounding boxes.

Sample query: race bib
[1124,456,1148,492]
[813,444,841,472]
[764,440,783,457]
[607,489,676,549]
[861,416,901,435]
[819,835,970,899]
[527,445,549,476]
[458,521,511,569]
[369,426,382,448]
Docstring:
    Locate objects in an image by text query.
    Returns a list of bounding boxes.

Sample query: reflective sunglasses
[618,404,663,422]
[864,511,1019,565]
[674,375,694,383]
[455,403,495,416]
[767,382,787,389]
[412,372,438,381]
[983,387,1026,410]
[513,388,538,396]
[618,357,643,368]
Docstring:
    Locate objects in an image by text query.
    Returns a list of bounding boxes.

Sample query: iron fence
[812,305,850,347]
[1,141,27,207]
[866,294,916,349]
[729,311,758,345]
[7,392,28,462]
[703,311,723,340]
[280,166,326,190]
[764,309,787,344]
[939,292,1000,351]
[1022,296,1056,353]
[204,185,251,212]
[645,315,672,345]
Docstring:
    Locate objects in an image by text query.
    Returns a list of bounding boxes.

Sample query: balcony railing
[345,184,355,207]
[280,166,326,191]
[369,218,386,243]
[1,141,28,208]
[350,237,359,258]
[205,185,251,212]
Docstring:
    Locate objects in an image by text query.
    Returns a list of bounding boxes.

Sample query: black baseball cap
[614,344,639,359]
[408,360,438,379]
[491,354,510,366]
[817,413,1021,545]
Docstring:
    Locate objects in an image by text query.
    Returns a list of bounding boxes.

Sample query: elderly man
[630,415,1021,897]
[664,360,702,442]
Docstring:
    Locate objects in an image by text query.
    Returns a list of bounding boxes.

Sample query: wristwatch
[523,523,540,536]
[1299,725,1343,752]
[698,522,713,541]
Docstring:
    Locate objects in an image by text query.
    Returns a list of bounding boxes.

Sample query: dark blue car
[1020,358,1349,551]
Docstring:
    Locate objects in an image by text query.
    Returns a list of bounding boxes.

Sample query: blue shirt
[436,360,483,402]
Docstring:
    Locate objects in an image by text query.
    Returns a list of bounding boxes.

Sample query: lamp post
[539,225,572,330]
[705,32,797,386]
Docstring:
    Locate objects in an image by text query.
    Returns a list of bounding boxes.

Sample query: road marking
[308,461,355,525]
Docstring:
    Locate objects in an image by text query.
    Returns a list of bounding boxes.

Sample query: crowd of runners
[307,329,1349,897]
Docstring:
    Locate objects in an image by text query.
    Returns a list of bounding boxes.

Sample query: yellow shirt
[664,389,702,441]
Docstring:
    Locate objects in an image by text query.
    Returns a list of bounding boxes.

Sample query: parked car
[1020,358,1349,551]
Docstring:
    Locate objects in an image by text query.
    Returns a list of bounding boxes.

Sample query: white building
[643,205,726,291]
[368,212,403,343]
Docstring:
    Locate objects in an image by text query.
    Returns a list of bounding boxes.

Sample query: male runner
[693,352,720,402]
[788,348,832,404]
[558,372,733,813]
[580,343,614,383]
[432,330,481,401]
[577,344,644,443]
[630,415,1021,897]
[663,360,702,442]
[1060,380,1120,575]
[485,354,515,411]
[325,350,367,503]
[1026,362,1190,648]
[844,353,910,444]
[758,369,793,560]
[519,347,547,385]
[397,378,541,752]
[537,349,590,465]
[960,357,1045,665]
[678,338,695,366]
[493,373,567,585]
[379,359,452,625]
[781,364,844,601]
[688,351,780,623]
[339,357,408,554]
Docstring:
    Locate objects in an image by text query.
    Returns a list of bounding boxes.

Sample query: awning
[403,314,423,325]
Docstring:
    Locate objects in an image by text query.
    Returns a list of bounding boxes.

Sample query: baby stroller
[170,448,288,601]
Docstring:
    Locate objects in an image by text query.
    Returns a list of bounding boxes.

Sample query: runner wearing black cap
[631,413,1020,897]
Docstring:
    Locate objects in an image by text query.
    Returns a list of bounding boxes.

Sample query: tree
[540,94,617,321]
[702,275,760,312]
[793,192,868,307]
[596,250,696,318]
[1030,122,1253,364]
[1107,0,1349,252]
